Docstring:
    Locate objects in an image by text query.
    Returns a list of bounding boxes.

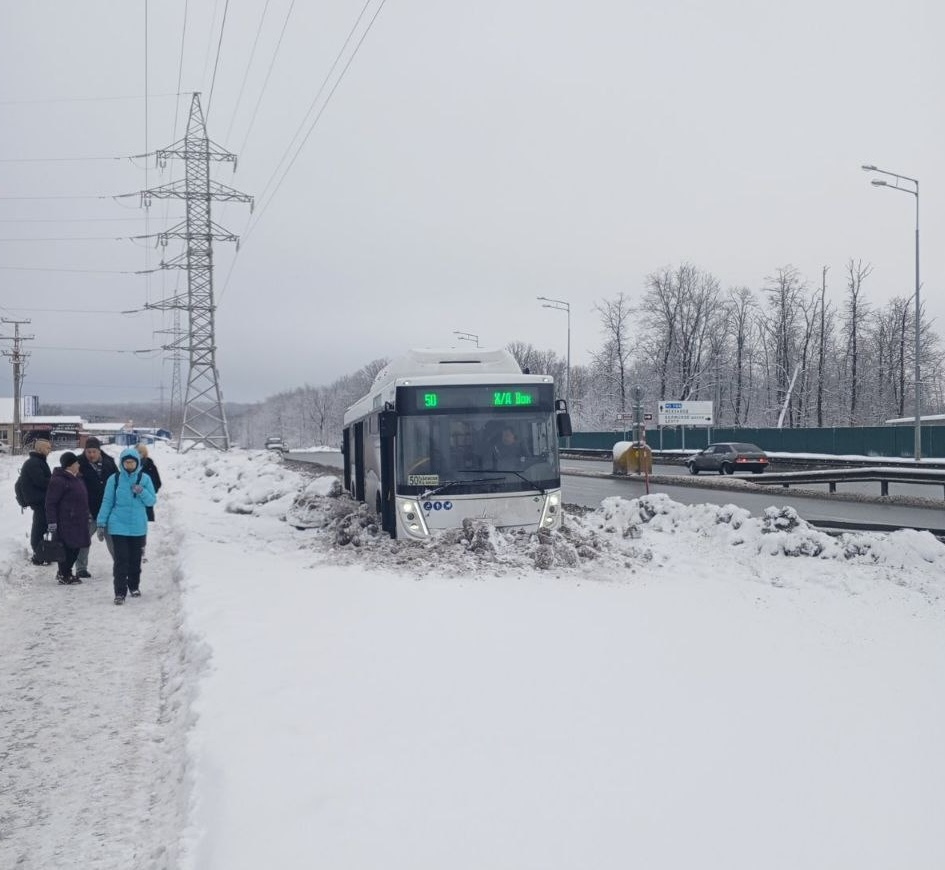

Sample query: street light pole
[536,296,570,410]
[453,330,480,347]
[861,164,921,461]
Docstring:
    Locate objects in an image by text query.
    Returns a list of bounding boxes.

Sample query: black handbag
[37,532,65,564]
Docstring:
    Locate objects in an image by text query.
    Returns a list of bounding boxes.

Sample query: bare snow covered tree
[840,259,873,425]
[636,263,725,404]
[761,266,806,427]
[592,293,633,413]
[725,287,759,426]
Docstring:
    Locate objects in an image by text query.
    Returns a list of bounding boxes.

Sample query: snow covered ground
[2,445,944,869]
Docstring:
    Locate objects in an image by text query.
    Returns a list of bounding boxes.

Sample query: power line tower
[0,318,34,455]
[155,306,185,436]
[142,92,253,452]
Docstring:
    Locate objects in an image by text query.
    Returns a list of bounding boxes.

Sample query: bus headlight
[539,491,561,528]
[400,500,429,536]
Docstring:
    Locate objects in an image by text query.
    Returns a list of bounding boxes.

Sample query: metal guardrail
[749,467,945,499]
[562,448,945,473]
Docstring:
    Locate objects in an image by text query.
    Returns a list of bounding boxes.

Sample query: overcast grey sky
[1,0,943,406]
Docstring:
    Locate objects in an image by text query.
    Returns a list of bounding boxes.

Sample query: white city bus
[341,348,572,539]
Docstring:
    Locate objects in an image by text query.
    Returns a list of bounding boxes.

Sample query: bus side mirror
[557,413,572,438]
[379,410,398,439]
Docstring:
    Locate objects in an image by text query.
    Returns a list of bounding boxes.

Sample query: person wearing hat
[45,451,92,584]
[75,436,119,579]
[97,447,157,605]
[18,438,53,565]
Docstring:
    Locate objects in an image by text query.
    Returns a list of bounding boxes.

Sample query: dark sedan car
[686,442,769,475]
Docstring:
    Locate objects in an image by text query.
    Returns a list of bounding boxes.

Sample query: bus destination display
[404,384,553,412]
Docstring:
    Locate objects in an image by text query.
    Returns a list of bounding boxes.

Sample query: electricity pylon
[155,306,185,435]
[141,92,253,452]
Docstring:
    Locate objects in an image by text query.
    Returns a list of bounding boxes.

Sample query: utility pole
[139,92,253,452]
[817,266,828,428]
[632,385,644,445]
[0,318,34,455]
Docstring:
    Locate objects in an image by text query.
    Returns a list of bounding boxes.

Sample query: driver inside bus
[492,426,528,466]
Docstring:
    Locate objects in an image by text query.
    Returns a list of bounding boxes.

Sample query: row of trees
[586,261,943,430]
[233,261,944,447]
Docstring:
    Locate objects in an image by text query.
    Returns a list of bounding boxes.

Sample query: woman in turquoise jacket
[97,447,157,605]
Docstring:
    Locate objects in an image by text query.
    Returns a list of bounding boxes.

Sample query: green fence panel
[569,426,944,458]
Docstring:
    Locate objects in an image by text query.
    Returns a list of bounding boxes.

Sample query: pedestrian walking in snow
[75,436,118,579]
[45,451,92,584]
[135,442,162,522]
[96,448,157,606]
[18,438,54,565]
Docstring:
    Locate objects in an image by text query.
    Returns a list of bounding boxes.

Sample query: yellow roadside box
[612,441,653,474]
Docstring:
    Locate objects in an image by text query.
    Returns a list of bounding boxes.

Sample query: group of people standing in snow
[18,437,162,606]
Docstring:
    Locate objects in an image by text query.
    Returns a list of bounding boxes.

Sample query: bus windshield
[397,412,561,495]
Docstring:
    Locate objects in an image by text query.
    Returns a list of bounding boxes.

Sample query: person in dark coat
[74,437,118,578]
[45,452,92,584]
[19,438,53,565]
[135,443,162,522]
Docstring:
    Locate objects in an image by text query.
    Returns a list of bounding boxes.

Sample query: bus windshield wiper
[419,477,502,499]
[490,468,547,495]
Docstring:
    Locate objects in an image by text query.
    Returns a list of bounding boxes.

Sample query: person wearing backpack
[96,448,157,606]
[134,443,162,522]
[18,438,54,566]
[74,437,118,579]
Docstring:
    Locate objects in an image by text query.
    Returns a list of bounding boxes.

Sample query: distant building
[0,399,83,448]
[0,399,171,449]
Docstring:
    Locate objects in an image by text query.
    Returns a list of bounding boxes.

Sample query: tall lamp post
[453,330,479,347]
[537,295,571,419]
[861,164,921,461]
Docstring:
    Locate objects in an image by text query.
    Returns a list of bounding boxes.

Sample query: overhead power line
[0,265,141,274]
[207,0,231,121]
[0,155,130,163]
[236,0,298,157]
[33,345,161,355]
[218,0,387,303]
[252,0,375,211]
[0,216,182,223]
[0,93,180,106]
[0,235,139,241]
[173,0,190,144]
[0,194,117,201]
[1,306,136,314]
[246,0,389,241]
[224,0,272,143]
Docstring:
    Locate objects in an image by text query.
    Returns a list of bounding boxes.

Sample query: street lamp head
[870,179,887,187]
[861,164,877,171]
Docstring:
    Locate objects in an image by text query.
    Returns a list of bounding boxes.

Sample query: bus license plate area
[419,493,544,529]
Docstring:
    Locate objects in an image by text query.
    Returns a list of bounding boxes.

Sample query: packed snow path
[0,514,191,869]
